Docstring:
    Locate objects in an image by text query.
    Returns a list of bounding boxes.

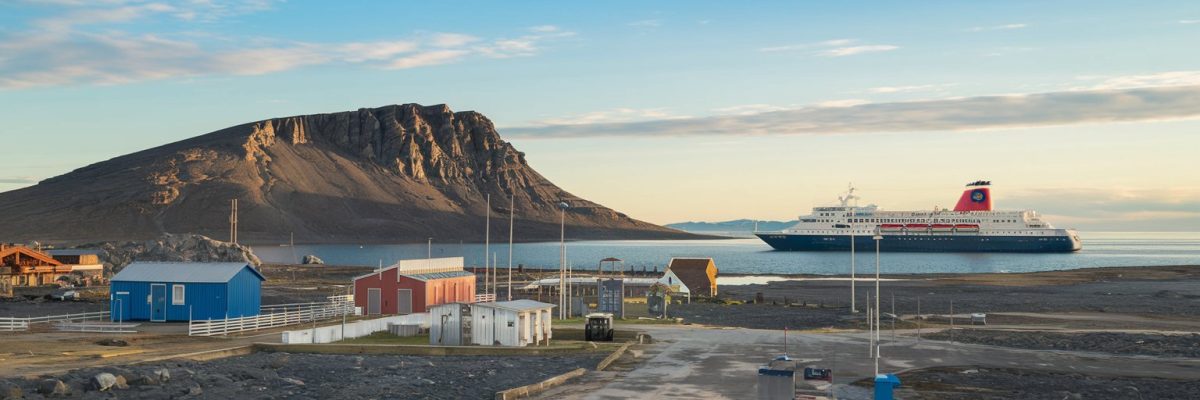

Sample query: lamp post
[850,208,857,314]
[873,229,883,376]
[427,237,432,260]
[558,201,569,320]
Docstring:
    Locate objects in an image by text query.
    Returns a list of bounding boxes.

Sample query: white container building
[429,300,555,347]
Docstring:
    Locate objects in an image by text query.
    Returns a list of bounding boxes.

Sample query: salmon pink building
[353,257,475,315]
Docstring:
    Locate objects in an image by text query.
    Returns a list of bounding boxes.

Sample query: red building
[353,257,475,315]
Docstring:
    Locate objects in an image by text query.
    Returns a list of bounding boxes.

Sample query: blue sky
[1,1,1199,230]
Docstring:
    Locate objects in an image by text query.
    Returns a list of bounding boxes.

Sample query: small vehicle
[970,313,987,325]
[585,313,614,342]
[50,289,79,301]
[803,367,833,381]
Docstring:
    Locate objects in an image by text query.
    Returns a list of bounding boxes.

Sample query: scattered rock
[186,384,203,396]
[114,374,129,390]
[2,383,22,400]
[269,354,290,369]
[302,255,325,265]
[353,356,364,366]
[37,379,69,396]
[153,367,171,382]
[90,373,117,391]
[282,377,305,386]
[96,338,129,347]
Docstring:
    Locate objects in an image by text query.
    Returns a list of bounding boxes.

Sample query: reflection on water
[253,232,1200,275]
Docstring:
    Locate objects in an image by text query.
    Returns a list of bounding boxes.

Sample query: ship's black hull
[755,233,1080,253]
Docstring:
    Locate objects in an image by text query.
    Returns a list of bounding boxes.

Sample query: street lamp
[873,229,883,376]
[558,201,569,320]
[427,237,432,260]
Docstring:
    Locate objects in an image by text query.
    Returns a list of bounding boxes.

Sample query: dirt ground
[0,352,604,399]
[891,366,1200,400]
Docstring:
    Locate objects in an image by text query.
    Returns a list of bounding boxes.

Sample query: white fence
[1,311,110,332]
[475,293,496,302]
[280,313,430,344]
[189,297,354,337]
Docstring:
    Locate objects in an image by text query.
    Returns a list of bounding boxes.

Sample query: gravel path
[923,330,1200,358]
[893,367,1200,400]
[668,303,852,330]
[0,352,603,399]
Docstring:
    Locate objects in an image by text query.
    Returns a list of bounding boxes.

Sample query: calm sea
[253,232,1200,275]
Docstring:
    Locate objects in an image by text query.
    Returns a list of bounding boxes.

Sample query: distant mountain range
[0,103,698,244]
[665,219,796,235]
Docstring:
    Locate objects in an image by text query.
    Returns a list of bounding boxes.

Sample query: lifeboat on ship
[931,224,954,232]
[954,224,980,233]
[905,223,931,230]
[880,224,904,232]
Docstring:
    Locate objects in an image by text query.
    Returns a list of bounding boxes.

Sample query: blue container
[874,373,901,400]
[109,262,264,322]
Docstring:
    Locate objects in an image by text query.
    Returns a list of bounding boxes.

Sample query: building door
[397,289,413,314]
[367,288,381,315]
[150,284,167,322]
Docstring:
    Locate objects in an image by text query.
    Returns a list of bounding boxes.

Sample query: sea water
[253,232,1200,275]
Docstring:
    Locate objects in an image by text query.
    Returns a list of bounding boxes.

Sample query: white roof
[475,300,556,312]
[111,262,262,283]
[354,256,465,281]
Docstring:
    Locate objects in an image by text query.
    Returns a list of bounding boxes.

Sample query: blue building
[109,262,265,322]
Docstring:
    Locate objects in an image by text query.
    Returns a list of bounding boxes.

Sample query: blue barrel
[874,373,901,400]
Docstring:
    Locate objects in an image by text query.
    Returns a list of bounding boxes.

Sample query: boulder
[186,384,203,396]
[90,373,117,391]
[37,379,69,396]
[2,382,21,400]
[153,367,171,383]
[114,375,129,390]
[302,255,324,265]
[96,338,129,347]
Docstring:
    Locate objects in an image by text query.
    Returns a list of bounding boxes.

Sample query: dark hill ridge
[0,103,694,244]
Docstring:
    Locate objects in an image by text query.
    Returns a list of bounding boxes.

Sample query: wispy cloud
[1080,71,1200,90]
[967,23,1028,32]
[525,108,690,126]
[0,4,573,89]
[503,85,1200,138]
[868,84,955,94]
[760,39,897,57]
[0,177,39,184]
[821,45,898,57]
[1007,187,1200,230]
[628,19,662,28]
[1179,19,1200,24]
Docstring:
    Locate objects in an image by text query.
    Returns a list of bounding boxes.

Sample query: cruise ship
[755,181,1082,252]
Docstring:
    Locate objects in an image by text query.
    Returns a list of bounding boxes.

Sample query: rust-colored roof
[667,258,717,296]
[0,245,62,267]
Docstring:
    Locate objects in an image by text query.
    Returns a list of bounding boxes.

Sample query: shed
[429,303,472,346]
[657,269,692,302]
[109,262,264,322]
[665,258,718,297]
[354,257,475,316]
[470,300,555,347]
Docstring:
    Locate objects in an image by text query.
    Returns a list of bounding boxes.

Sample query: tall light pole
[873,229,883,376]
[558,201,569,320]
[508,193,515,301]
[427,237,432,260]
[850,207,857,313]
[485,194,491,296]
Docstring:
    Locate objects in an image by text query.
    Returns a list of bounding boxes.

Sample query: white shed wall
[280,313,428,344]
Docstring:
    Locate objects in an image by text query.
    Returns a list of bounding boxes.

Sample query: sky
[0,0,1198,231]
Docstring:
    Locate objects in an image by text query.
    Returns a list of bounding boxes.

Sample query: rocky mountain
[0,104,694,244]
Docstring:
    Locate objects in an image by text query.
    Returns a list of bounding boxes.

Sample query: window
[172,284,185,305]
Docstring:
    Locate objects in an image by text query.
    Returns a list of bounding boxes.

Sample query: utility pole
[950,300,955,344]
[427,237,432,260]
[558,202,568,320]
[917,296,922,342]
[850,208,856,314]
[507,192,515,301]
[874,230,882,376]
[485,194,490,297]
[229,199,238,244]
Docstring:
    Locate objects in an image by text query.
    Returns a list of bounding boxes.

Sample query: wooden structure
[1,244,76,290]
[665,257,719,297]
[354,257,476,315]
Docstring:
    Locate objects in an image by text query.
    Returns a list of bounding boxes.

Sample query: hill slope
[0,104,693,244]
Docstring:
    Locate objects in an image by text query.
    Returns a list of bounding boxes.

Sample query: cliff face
[0,104,692,244]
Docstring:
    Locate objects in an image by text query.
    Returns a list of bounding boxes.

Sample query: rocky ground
[892,367,1200,400]
[923,330,1200,358]
[0,352,603,400]
[0,296,105,317]
[686,265,1200,330]
[668,303,851,330]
